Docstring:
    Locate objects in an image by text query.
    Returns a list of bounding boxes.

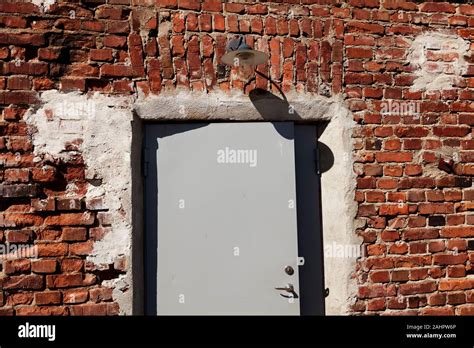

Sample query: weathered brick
[35,291,62,305]
[3,259,30,275]
[1,275,43,290]
[31,259,57,274]
[16,306,68,316]
[44,213,94,226]
[63,288,88,304]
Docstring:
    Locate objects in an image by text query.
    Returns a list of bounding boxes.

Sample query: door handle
[275,283,299,299]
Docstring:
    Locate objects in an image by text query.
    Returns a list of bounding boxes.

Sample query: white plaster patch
[31,0,56,11]
[25,91,134,314]
[103,275,131,315]
[407,32,470,92]
[318,104,360,315]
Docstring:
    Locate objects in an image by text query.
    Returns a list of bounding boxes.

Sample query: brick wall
[0,0,473,315]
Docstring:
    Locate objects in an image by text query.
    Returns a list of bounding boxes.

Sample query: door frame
[142,121,326,315]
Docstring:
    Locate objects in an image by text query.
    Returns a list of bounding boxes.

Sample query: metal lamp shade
[221,49,268,67]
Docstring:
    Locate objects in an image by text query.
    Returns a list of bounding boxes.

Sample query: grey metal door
[145,122,301,315]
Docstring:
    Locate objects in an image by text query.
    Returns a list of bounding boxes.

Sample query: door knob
[275,283,299,299]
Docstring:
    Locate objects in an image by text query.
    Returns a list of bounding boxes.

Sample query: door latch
[275,283,299,299]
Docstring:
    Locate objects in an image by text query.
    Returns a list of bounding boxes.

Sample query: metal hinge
[143,147,149,177]
[313,148,321,176]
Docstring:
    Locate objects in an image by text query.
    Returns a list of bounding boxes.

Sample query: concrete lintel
[134,90,342,122]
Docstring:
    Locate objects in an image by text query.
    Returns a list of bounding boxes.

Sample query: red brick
[441,226,474,238]
[434,126,471,137]
[367,298,386,311]
[89,227,111,241]
[369,270,390,283]
[247,4,267,15]
[31,166,56,183]
[202,0,221,12]
[358,284,386,298]
[3,259,30,275]
[225,3,244,13]
[1,275,43,290]
[31,259,57,274]
[399,280,436,295]
[60,79,86,92]
[213,14,225,31]
[31,198,55,212]
[90,49,113,62]
[44,212,94,226]
[37,243,69,257]
[103,36,127,48]
[35,291,61,305]
[439,279,474,291]
[427,293,446,306]
[100,64,135,77]
[6,230,34,243]
[70,303,108,316]
[57,198,81,211]
[379,204,408,216]
[347,47,373,59]
[0,33,44,46]
[89,287,113,303]
[16,306,68,316]
[434,253,467,266]
[46,274,86,289]
[375,152,412,163]
[4,168,29,183]
[61,227,87,241]
[6,293,33,306]
[107,302,120,315]
[420,2,456,13]
[69,240,94,256]
[199,13,212,32]
[7,76,30,90]
[457,304,474,315]
[61,258,84,272]
[405,164,422,176]
[63,288,88,304]
[421,306,455,315]
[347,22,384,34]
[403,228,439,241]
[178,0,200,10]
[447,265,466,278]
[38,48,61,61]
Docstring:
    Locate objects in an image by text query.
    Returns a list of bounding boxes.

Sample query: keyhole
[285,266,294,275]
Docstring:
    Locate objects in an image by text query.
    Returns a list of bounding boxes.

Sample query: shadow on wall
[249,87,335,175]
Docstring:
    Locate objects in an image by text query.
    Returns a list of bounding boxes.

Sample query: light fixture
[221,36,269,68]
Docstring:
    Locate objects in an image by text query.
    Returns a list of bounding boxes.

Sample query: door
[145,122,300,315]
[144,122,324,315]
